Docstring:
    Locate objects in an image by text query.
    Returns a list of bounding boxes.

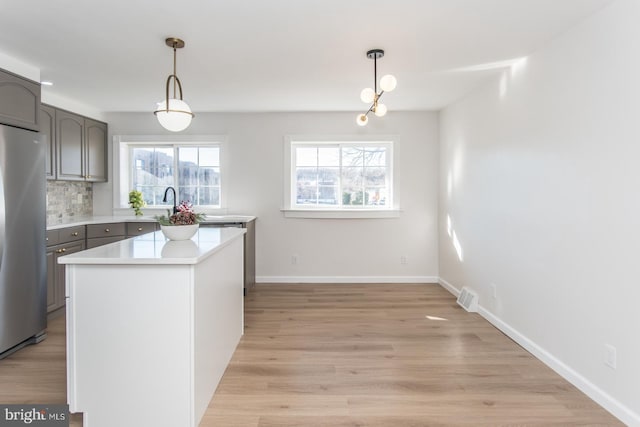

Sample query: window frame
[114,135,228,214]
[283,136,400,219]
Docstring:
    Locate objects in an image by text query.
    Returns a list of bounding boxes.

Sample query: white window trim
[282,135,401,219]
[113,135,229,215]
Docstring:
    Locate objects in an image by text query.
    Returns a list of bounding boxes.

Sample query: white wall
[439,0,640,424]
[0,50,39,82]
[0,50,105,120]
[96,111,439,283]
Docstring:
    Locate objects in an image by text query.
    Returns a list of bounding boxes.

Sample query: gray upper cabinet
[54,108,108,182]
[85,119,107,182]
[0,68,40,131]
[57,110,84,180]
[40,104,56,180]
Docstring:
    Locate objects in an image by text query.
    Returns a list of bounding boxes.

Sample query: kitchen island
[59,227,246,427]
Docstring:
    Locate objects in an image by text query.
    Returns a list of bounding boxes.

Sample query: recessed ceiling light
[40,81,53,86]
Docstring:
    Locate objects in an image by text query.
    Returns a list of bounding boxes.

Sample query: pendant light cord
[172,43,177,99]
[374,55,378,94]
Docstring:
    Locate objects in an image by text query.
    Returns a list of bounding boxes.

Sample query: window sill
[281,209,401,219]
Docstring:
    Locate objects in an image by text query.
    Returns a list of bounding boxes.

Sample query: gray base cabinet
[45,220,254,313]
[46,226,86,313]
[0,68,40,131]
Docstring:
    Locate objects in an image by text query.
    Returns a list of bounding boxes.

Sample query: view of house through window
[131,145,221,207]
[292,142,392,208]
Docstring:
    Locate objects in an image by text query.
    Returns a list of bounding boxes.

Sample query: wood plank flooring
[0,284,622,426]
[208,284,621,426]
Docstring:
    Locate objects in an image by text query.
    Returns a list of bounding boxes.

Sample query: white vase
[160,224,199,241]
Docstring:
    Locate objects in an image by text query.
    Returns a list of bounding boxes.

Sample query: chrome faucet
[162,186,178,214]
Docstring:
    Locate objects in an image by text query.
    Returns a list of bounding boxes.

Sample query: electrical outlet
[400,256,407,265]
[291,255,298,265]
[490,283,497,299]
[604,344,617,370]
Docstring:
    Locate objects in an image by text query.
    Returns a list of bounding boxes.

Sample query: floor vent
[457,287,478,312]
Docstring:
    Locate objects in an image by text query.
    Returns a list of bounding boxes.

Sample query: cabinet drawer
[86,236,125,249]
[46,230,60,246]
[87,223,126,238]
[59,226,86,244]
[126,222,158,236]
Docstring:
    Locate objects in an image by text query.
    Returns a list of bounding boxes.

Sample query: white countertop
[58,227,246,265]
[47,214,256,230]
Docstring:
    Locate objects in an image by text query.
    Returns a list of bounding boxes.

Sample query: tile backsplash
[46,181,93,224]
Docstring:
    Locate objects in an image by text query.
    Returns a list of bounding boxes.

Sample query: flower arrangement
[128,190,146,216]
[156,201,205,226]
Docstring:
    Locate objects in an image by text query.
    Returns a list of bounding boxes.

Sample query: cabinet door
[85,119,107,182]
[87,236,125,249]
[41,105,56,180]
[46,247,57,312]
[57,110,84,181]
[0,69,40,131]
[53,240,86,311]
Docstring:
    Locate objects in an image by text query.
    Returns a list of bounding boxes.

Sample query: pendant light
[154,37,194,132]
[356,49,397,126]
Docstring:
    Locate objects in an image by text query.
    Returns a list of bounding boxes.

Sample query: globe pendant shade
[155,98,193,132]
[360,88,376,104]
[374,103,387,117]
[380,74,397,92]
[356,113,368,126]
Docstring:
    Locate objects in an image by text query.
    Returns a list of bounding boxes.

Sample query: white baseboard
[438,277,460,297]
[256,276,439,284]
[437,277,639,426]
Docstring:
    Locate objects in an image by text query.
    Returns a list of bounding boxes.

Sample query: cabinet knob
[57,248,66,254]
[138,227,143,232]
[104,228,110,233]
[72,232,79,236]
[87,175,92,179]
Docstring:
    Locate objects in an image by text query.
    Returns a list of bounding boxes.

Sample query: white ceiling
[0,0,613,113]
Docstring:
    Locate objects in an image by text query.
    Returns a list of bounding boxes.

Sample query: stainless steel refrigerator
[0,123,46,358]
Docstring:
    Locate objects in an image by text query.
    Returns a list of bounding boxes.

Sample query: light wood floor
[0,284,622,426]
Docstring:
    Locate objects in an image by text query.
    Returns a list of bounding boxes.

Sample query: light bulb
[356,113,368,126]
[360,88,375,104]
[380,74,397,92]
[155,98,193,132]
[374,103,387,117]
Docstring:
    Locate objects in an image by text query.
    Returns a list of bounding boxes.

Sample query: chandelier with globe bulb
[356,49,397,126]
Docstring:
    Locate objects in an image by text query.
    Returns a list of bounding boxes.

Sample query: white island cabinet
[59,227,246,427]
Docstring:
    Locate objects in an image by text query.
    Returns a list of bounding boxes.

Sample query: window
[131,145,220,207]
[285,140,396,218]
[115,136,226,212]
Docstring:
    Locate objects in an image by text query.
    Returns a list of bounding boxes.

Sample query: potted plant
[128,190,146,216]
[155,201,205,240]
